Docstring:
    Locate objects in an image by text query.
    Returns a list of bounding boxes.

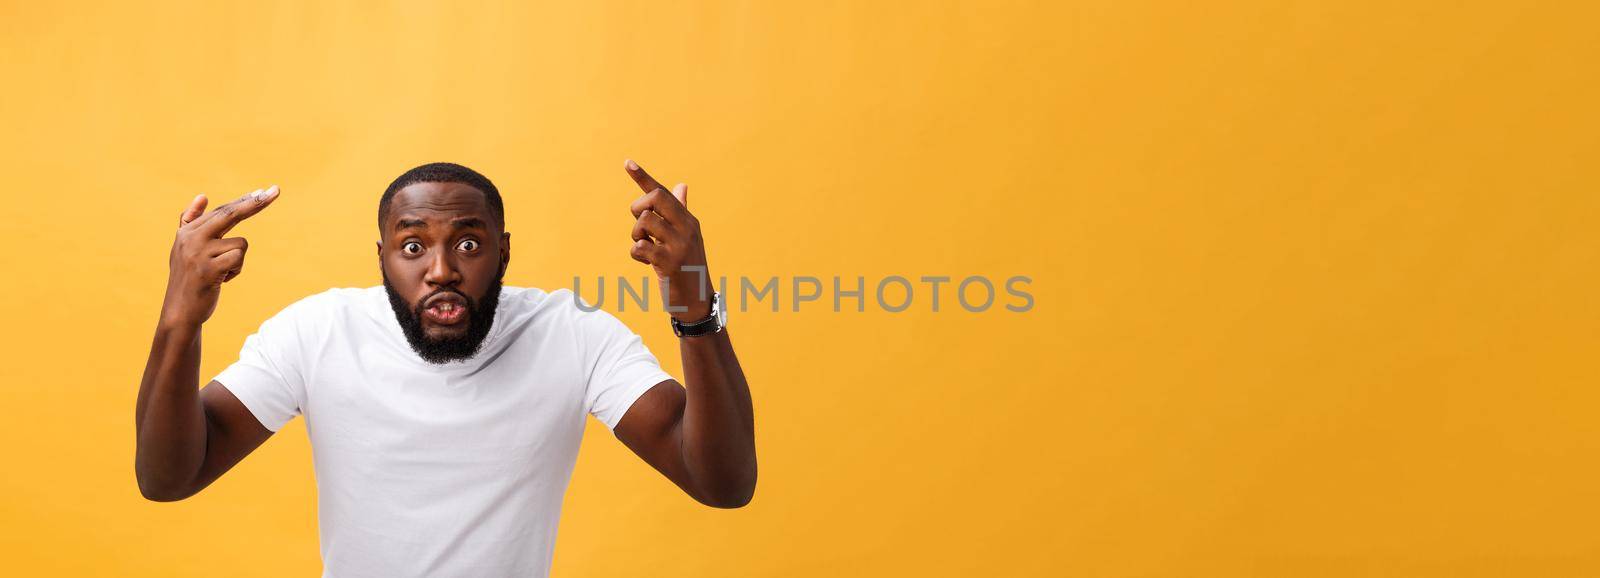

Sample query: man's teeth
[437,303,457,312]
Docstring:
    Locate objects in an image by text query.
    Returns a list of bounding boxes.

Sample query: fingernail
[264,184,279,198]
[625,159,639,171]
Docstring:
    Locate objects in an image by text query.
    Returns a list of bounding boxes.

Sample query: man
[133,161,756,577]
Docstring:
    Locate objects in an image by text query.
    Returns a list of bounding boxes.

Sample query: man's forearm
[678,329,757,507]
[135,187,278,501]
[133,320,209,501]
[621,159,755,506]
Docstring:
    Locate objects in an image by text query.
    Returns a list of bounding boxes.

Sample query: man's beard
[381,269,503,365]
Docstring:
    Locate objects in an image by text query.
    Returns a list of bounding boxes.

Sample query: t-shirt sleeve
[577,306,676,431]
[212,302,312,433]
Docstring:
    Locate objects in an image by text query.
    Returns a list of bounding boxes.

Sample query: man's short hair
[379,162,504,231]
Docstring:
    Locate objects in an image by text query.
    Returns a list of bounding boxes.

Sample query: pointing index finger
[195,185,280,237]
[624,159,666,194]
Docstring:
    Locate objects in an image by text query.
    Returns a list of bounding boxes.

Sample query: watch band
[671,292,725,337]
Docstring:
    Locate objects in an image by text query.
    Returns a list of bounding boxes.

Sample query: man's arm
[612,161,757,509]
[134,187,281,501]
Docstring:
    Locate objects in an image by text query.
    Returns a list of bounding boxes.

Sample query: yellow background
[2,1,1596,576]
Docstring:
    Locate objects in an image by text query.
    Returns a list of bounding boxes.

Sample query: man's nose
[424,250,462,287]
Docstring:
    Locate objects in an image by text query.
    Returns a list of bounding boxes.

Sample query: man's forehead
[387,181,493,225]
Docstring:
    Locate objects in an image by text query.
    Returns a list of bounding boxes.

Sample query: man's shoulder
[267,286,382,323]
[494,286,572,325]
[505,287,618,320]
[292,286,380,309]
[507,286,575,310]
[531,287,650,339]
[492,286,630,336]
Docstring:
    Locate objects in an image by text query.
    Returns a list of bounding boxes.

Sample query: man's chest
[299,333,591,472]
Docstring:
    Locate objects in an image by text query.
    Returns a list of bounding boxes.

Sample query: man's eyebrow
[391,216,487,233]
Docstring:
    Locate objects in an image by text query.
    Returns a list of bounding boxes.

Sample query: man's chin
[381,271,503,364]
[423,324,470,340]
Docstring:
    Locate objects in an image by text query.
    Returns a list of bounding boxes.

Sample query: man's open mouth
[421,293,469,325]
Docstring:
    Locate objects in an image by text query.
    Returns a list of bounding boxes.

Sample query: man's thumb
[672,183,688,209]
[180,194,208,226]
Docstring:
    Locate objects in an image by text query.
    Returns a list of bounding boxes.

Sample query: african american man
[133,161,756,577]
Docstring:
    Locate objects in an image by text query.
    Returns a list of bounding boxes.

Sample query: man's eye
[402,242,423,255]
[457,239,479,252]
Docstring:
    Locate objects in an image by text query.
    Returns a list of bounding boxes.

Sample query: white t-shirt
[213,286,674,578]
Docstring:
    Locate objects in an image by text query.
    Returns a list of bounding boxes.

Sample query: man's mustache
[414,288,473,312]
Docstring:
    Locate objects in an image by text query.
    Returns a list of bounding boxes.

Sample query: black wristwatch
[671,292,726,337]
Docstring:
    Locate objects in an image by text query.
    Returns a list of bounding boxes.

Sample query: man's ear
[500,232,511,270]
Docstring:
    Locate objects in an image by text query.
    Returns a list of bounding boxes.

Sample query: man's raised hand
[161,185,280,328]
[624,160,712,322]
